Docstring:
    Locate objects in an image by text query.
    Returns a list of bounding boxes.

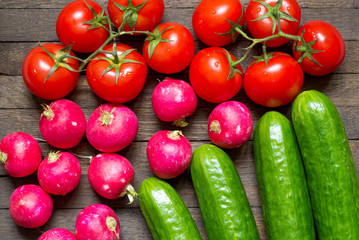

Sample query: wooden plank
[0,140,358,209]
[1,72,359,108]
[0,207,266,239]
[0,8,358,42]
[0,141,259,208]
[0,0,356,9]
[0,102,358,140]
[0,39,358,76]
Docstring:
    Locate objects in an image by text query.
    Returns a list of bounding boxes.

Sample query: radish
[37,151,81,195]
[86,103,138,152]
[146,130,192,179]
[9,184,53,228]
[152,77,197,127]
[0,132,42,177]
[88,153,137,203]
[208,101,253,149]
[38,228,76,240]
[39,99,87,149]
[75,204,120,240]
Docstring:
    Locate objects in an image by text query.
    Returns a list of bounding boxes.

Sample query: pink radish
[208,101,253,149]
[38,228,76,240]
[146,130,192,179]
[37,151,81,195]
[0,132,42,177]
[39,99,87,149]
[86,103,138,152]
[152,77,197,127]
[88,153,137,203]
[9,184,53,228]
[75,204,120,240]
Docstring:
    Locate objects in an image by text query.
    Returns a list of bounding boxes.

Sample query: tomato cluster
[21,0,345,108]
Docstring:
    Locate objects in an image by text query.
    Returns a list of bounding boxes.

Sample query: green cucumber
[138,177,202,240]
[191,144,260,239]
[253,111,315,239]
[292,90,359,239]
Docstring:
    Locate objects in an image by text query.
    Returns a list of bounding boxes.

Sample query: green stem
[79,33,119,70]
[234,28,301,64]
[119,30,152,36]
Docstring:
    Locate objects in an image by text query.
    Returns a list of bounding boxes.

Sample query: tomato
[22,43,80,100]
[192,0,245,47]
[108,0,164,32]
[86,43,147,103]
[245,0,301,48]
[292,20,345,76]
[243,52,303,107]
[143,22,195,74]
[189,47,243,103]
[56,0,109,53]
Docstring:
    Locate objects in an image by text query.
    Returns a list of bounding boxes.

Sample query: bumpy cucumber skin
[138,177,202,240]
[253,111,315,240]
[191,144,260,240]
[292,90,359,239]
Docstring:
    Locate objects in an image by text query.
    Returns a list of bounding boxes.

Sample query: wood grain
[0,0,358,239]
[0,8,358,42]
[0,0,356,9]
[1,40,359,76]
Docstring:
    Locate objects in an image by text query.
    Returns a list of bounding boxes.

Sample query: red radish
[152,77,197,127]
[37,151,81,195]
[0,132,42,177]
[9,184,53,228]
[208,101,253,149]
[86,103,138,152]
[75,204,120,240]
[88,153,137,203]
[39,99,87,149]
[146,130,192,179]
[38,228,76,240]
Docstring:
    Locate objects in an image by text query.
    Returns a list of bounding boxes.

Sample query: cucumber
[253,111,315,239]
[191,144,260,239]
[138,177,202,240]
[292,90,359,239]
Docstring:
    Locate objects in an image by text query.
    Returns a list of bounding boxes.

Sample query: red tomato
[86,43,147,103]
[143,22,195,74]
[22,43,80,100]
[243,52,303,107]
[292,20,345,76]
[108,0,164,32]
[246,0,301,48]
[192,0,245,47]
[189,47,243,103]
[56,0,109,53]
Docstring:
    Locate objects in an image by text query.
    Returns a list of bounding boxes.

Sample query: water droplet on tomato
[214,62,220,68]
[287,6,292,12]
[256,7,261,13]
[199,19,203,25]
[211,9,217,15]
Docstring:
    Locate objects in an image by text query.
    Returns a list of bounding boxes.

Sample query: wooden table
[0,0,358,239]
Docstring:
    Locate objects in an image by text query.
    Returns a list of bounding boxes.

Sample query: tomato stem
[234,27,300,65]
[79,32,119,70]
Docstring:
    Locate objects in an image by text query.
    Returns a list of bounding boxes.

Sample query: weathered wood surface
[0,0,358,239]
